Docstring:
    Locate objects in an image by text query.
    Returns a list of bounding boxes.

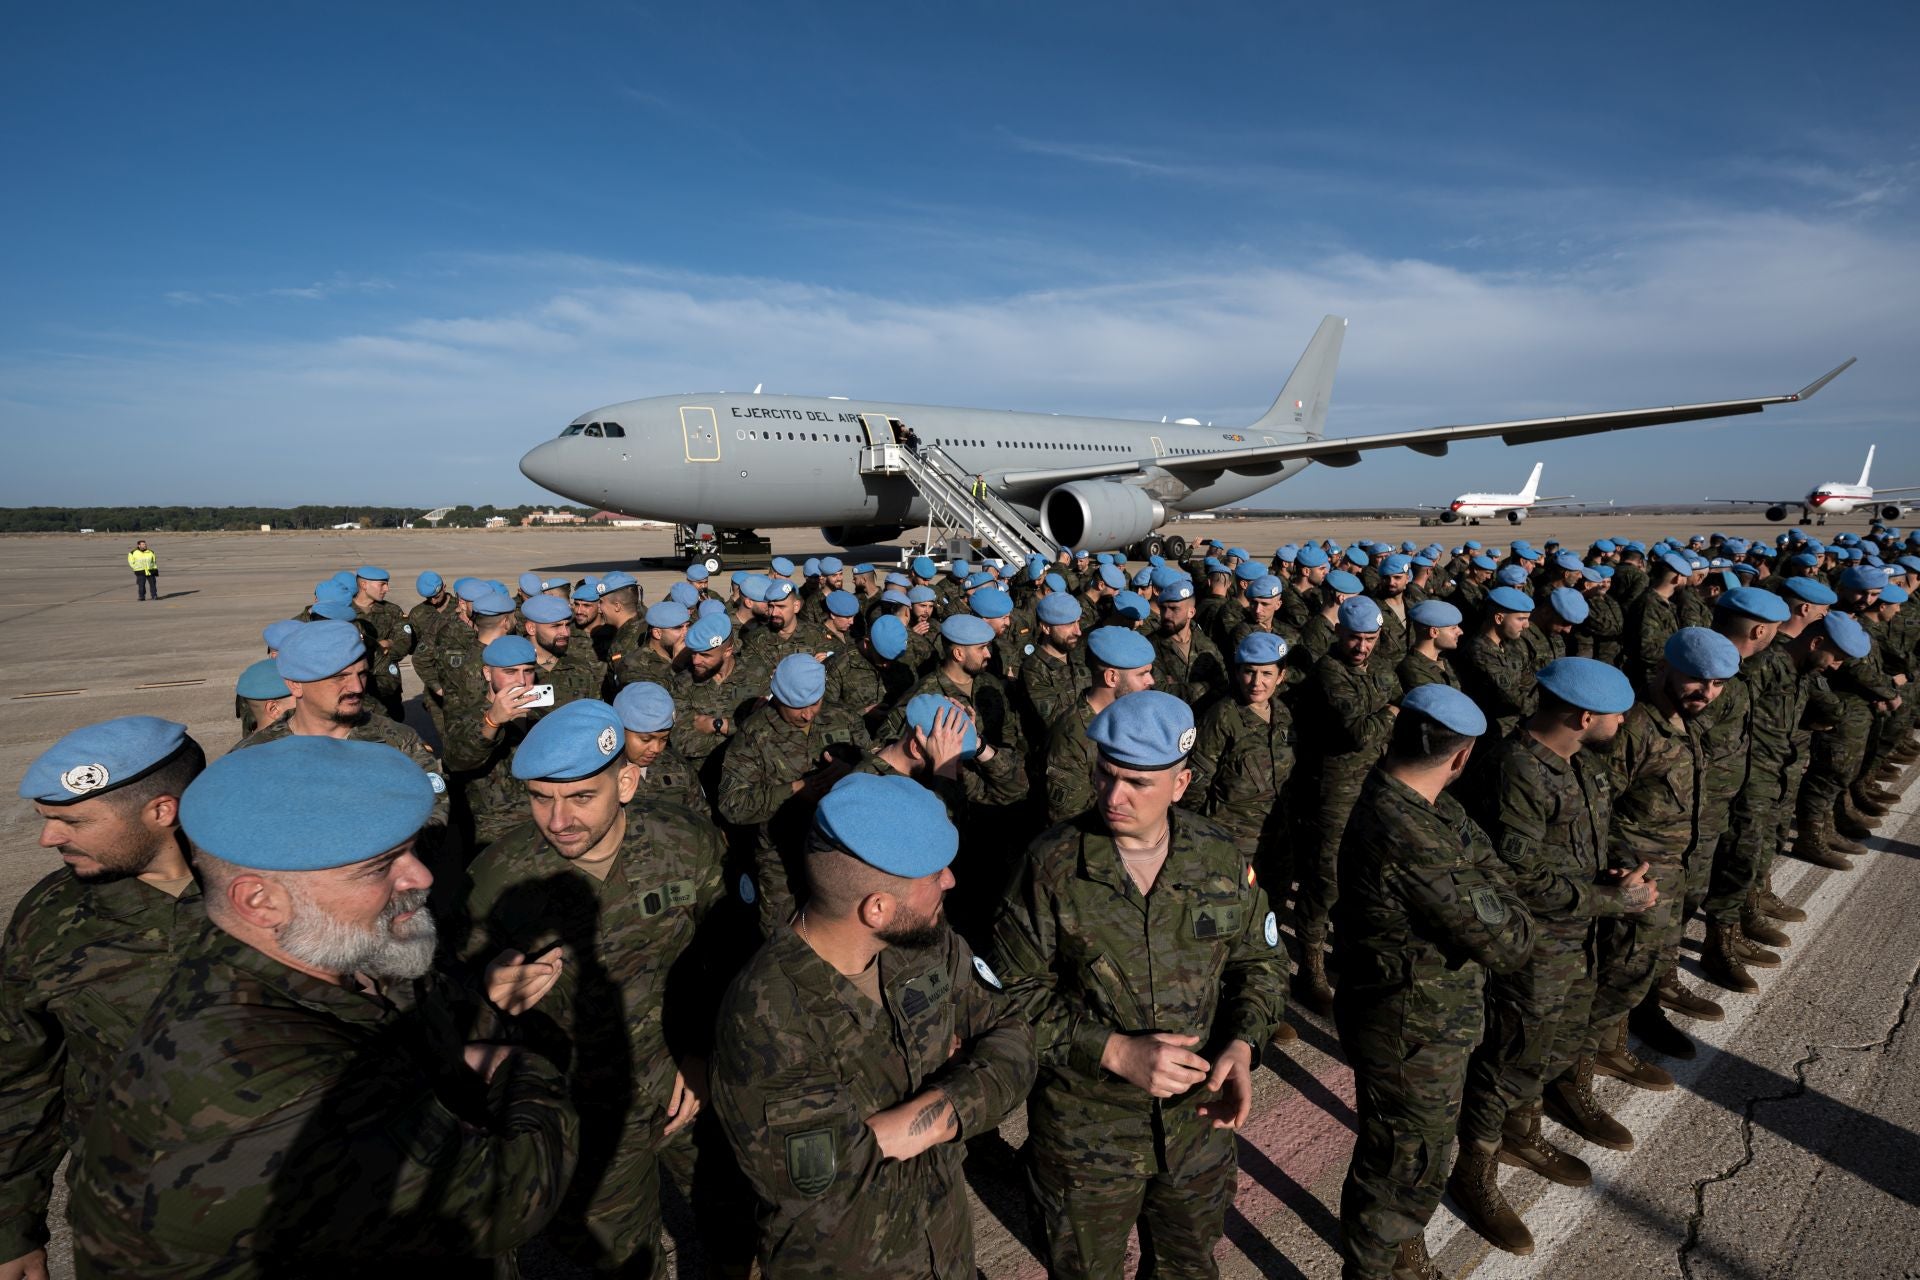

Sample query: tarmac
[3,512,1917,1278]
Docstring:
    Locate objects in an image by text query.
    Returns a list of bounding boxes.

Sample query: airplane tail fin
[1252,315,1346,440]
[1520,462,1543,500]
[1859,445,1875,488]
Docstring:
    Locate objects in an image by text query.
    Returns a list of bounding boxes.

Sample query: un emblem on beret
[59,763,111,795]
[596,725,618,756]
[1177,727,1198,753]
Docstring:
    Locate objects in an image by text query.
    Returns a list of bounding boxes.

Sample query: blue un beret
[911,556,937,579]
[1665,627,1740,679]
[1038,594,1081,625]
[613,682,676,733]
[1400,684,1488,737]
[868,615,909,660]
[907,585,937,604]
[1087,625,1156,669]
[1044,572,1068,592]
[277,620,366,681]
[512,699,625,781]
[1840,565,1888,592]
[1235,562,1265,583]
[483,635,537,667]
[1295,545,1329,568]
[685,615,732,653]
[1098,565,1126,590]
[1086,690,1197,769]
[1236,632,1289,665]
[313,580,353,603]
[904,694,979,760]
[972,588,1013,619]
[763,580,797,603]
[1780,576,1837,606]
[771,654,827,706]
[814,773,957,878]
[1716,586,1791,623]
[1324,570,1362,596]
[740,574,772,602]
[416,571,442,596]
[941,614,995,645]
[667,582,700,608]
[455,578,492,603]
[471,592,517,618]
[701,600,730,620]
[1488,587,1535,614]
[820,556,844,574]
[20,716,192,804]
[354,565,389,582]
[236,659,290,701]
[1111,591,1150,621]
[1408,599,1463,628]
[1820,612,1871,659]
[181,737,433,869]
[1160,576,1196,603]
[309,600,358,623]
[263,618,304,652]
[1338,596,1383,632]
[518,571,545,597]
[825,590,860,618]
[1536,657,1633,714]
[1496,565,1529,587]
[522,595,572,624]
[600,570,639,592]
[770,556,796,577]
[646,601,691,628]
[1248,575,1283,600]
[1548,588,1590,624]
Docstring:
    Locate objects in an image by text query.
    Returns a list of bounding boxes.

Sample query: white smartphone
[523,684,556,708]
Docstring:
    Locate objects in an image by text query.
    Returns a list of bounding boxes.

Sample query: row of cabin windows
[558,422,1229,456]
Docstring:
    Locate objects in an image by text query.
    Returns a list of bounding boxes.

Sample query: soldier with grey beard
[69,737,578,1278]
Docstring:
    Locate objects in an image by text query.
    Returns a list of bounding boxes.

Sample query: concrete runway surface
[3,513,1915,1278]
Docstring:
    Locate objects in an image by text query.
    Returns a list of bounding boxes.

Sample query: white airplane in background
[1707,445,1920,525]
[1429,462,1582,525]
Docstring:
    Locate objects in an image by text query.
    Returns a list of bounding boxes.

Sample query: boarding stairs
[858,433,1055,565]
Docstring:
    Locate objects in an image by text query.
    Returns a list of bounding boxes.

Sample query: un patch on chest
[898,966,951,1019]
[638,879,698,917]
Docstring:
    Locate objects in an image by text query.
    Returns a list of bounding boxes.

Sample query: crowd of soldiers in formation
[7,522,1918,1280]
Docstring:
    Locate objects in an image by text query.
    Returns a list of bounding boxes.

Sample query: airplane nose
[519,438,567,490]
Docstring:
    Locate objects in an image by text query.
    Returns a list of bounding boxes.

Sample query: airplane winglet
[1793,358,1856,401]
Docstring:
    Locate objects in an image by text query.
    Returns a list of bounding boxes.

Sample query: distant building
[522,509,586,526]
[591,509,661,528]
[484,516,510,528]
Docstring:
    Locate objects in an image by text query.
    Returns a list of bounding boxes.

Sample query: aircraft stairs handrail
[882,445,1051,565]
[913,447,1055,563]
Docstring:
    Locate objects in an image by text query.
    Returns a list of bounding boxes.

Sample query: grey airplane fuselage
[517,392,1312,528]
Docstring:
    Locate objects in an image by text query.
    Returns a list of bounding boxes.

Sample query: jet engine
[1439,510,1461,524]
[1507,509,1527,525]
[819,524,905,548]
[1881,503,1905,522]
[1040,481,1166,552]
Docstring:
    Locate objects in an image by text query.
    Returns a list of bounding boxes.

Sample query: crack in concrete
[1677,958,1920,1278]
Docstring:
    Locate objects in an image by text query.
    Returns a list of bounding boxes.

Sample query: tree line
[0,505,596,533]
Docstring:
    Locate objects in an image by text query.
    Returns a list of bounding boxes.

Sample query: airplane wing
[1528,495,1579,507]
[993,359,1855,494]
[1703,497,1808,508]
[1872,484,1920,495]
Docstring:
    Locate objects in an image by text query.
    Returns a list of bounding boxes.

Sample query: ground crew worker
[825,612,915,738]
[440,635,549,851]
[68,737,578,1275]
[712,773,1034,1279]
[718,654,870,938]
[460,699,745,1277]
[991,691,1287,1280]
[1451,658,1652,1255]
[1293,594,1402,1015]
[1332,684,1535,1280]
[350,566,410,720]
[613,681,710,814]
[1041,624,1157,826]
[1459,587,1539,737]
[1397,598,1464,691]
[2,719,207,1276]
[1017,591,1088,739]
[234,656,292,740]
[1149,574,1228,707]
[127,539,157,601]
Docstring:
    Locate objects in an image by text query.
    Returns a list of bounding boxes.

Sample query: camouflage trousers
[1801,703,1873,812]
[1775,736,1815,867]
[1298,772,1368,939]
[1587,857,1685,1044]
[1458,933,1597,1147]
[1338,1019,1475,1280]
[1710,767,1786,924]
[1027,1128,1237,1280]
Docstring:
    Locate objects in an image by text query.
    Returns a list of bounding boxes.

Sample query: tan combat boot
[1544,1053,1634,1150]
[1447,1143,1534,1255]
[1269,1019,1299,1048]
[1595,1020,1675,1091]
[1630,987,1698,1059]
[1499,1101,1592,1187]
[1742,890,1792,949]
[1657,968,1725,1022]
[1755,869,1807,922]
[1797,808,1859,868]
[1838,794,1883,833]
[1701,920,1759,994]
[1731,922,1782,968]
[1391,1235,1447,1280]
[1292,938,1335,1016]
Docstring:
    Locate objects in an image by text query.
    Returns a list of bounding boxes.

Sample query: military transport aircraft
[518,316,1854,558]
[1706,445,1917,525]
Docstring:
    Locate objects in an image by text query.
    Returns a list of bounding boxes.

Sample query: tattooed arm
[863,1088,955,1161]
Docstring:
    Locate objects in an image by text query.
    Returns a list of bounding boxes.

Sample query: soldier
[886,612,1028,806]
[613,600,691,691]
[971,586,1028,680]
[742,581,816,668]
[1451,659,1653,1255]
[1574,568,1624,664]
[903,586,942,671]
[1283,547,1333,642]
[1459,587,1539,738]
[1293,569,1356,671]
[1803,566,1899,853]
[520,593,604,709]
[460,700,743,1277]
[349,566,410,720]
[1149,574,1228,707]
[1334,684,1535,1280]
[1369,553,1414,668]
[712,773,1034,1278]
[853,692,976,821]
[415,578,488,736]
[1293,595,1403,1015]
[825,612,915,737]
[1514,587,1586,671]
[440,635,550,851]
[1079,563,1124,629]
[614,681,710,814]
[569,578,603,637]
[405,570,455,674]
[1397,598,1464,692]
[1041,625,1158,826]
[718,654,870,938]
[234,657,292,741]
[1016,591,1087,737]
[1194,557,1236,641]
[2,719,207,1276]
[992,691,1287,1280]
[445,589,520,716]
[1624,552,1691,693]
[816,589,864,656]
[68,737,578,1275]
[670,615,771,797]
[596,570,646,668]
[1444,553,1496,623]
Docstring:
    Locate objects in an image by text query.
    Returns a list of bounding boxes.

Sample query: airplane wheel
[1164,535,1189,561]
[695,554,724,574]
[1139,535,1167,560]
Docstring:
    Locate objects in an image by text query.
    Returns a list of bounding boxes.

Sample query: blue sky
[3,2,1916,509]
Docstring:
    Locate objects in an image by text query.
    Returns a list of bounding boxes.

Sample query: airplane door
[680,406,721,462]
[1149,436,1167,458]
[859,413,894,447]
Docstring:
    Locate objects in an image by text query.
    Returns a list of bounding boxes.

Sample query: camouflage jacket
[459,805,726,1131]
[1607,698,1704,870]
[824,649,915,738]
[441,706,535,849]
[547,643,610,708]
[1460,634,1537,736]
[1694,670,1753,828]
[633,742,711,815]
[1040,698,1100,826]
[1184,695,1295,852]
[1332,769,1535,1044]
[436,623,488,712]
[613,639,679,694]
[604,617,647,686]
[1014,645,1086,744]
[712,925,1034,1280]
[1149,628,1228,708]
[67,921,577,1277]
[1625,590,1680,692]
[1296,653,1401,786]
[1743,644,1817,771]
[1396,647,1462,692]
[358,597,413,678]
[989,810,1286,1175]
[1277,581,1314,641]
[668,654,774,770]
[0,870,204,1257]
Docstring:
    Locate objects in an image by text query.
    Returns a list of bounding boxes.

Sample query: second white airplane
[1431,462,1579,525]
[1707,445,1919,525]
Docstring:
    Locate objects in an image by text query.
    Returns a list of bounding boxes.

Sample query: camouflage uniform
[990,810,1287,1279]
[547,642,609,709]
[1015,645,1087,744]
[606,617,648,687]
[1803,614,1896,823]
[440,706,536,850]
[1457,731,1624,1148]
[716,704,871,937]
[1040,699,1100,827]
[1293,652,1401,944]
[1624,590,1679,694]
[356,598,412,719]
[1395,648,1461,693]
[712,924,1034,1280]
[459,806,731,1276]
[1577,592,1625,666]
[824,649,915,739]
[1277,582,1314,642]
[1459,634,1537,738]
[633,742,711,815]
[0,872,203,1261]
[669,653,773,779]
[436,622,488,716]
[1149,629,1228,708]
[67,920,577,1277]
[615,642,680,695]
[1697,659,1758,925]
[1332,769,1535,1280]
[1293,611,1337,672]
[1370,597,1411,669]
[1186,694,1296,891]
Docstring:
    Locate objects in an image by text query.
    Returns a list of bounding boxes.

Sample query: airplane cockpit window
[584,424,604,437]
[602,423,625,437]
[561,424,586,436]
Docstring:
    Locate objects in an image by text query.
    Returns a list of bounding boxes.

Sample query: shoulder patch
[428,772,446,794]
[972,954,1003,990]
[446,652,463,668]
[402,623,412,634]
[1470,885,1509,926]
[1263,910,1279,948]
[388,663,400,676]
[738,873,757,905]
[785,1128,836,1198]
[1024,643,1035,655]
